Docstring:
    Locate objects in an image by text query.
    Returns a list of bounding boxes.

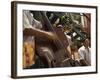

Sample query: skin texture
[23,27,57,41]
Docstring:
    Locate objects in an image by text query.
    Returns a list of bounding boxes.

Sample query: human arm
[23,10,57,41]
[23,27,57,41]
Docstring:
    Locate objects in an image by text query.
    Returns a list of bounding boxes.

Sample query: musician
[78,38,91,66]
[23,10,57,69]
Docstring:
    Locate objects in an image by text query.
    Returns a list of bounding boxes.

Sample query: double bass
[36,12,73,67]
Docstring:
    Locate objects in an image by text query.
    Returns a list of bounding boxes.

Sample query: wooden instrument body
[36,12,73,67]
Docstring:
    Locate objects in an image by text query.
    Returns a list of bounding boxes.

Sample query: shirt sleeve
[78,49,85,60]
[23,10,43,30]
[23,11,33,30]
[32,18,43,29]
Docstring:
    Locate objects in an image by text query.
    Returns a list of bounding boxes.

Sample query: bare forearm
[23,27,57,40]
